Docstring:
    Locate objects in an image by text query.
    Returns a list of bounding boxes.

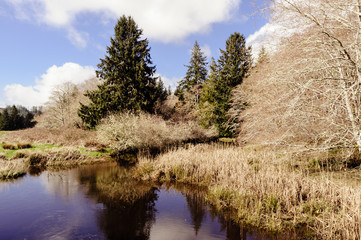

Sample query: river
[0,163,287,240]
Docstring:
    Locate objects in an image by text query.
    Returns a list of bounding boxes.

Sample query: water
[0,163,276,240]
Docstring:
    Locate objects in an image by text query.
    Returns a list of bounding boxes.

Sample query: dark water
[0,163,279,240]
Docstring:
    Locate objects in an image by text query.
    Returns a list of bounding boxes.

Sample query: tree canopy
[0,105,36,130]
[78,15,166,128]
[175,41,208,103]
[199,33,251,137]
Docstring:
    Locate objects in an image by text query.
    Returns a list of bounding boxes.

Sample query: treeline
[33,15,251,138]
[175,36,251,137]
[0,105,39,130]
[73,15,251,137]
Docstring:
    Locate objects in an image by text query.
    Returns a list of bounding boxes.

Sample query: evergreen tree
[0,109,10,130]
[24,112,36,128]
[154,78,168,102]
[198,58,219,128]
[78,15,162,128]
[9,105,23,130]
[175,41,207,104]
[256,46,269,65]
[0,105,35,130]
[199,33,251,137]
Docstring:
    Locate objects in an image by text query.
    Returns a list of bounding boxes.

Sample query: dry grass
[0,127,112,180]
[97,112,216,152]
[0,159,27,180]
[135,144,361,239]
[0,146,112,180]
[0,127,98,147]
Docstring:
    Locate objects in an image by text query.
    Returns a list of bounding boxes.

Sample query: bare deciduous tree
[232,0,361,151]
[38,78,101,128]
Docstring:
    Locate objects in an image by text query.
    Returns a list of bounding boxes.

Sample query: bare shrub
[97,112,216,152]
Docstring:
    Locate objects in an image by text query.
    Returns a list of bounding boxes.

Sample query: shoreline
[133,143,361,239]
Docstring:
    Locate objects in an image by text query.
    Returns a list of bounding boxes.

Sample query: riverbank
[0,129,113,180]
[134,144,361,239]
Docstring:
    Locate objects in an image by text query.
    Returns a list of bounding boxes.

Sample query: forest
[1,0,361,239]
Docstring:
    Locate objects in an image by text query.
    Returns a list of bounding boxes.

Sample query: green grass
[78,147,113,157]
[31,144,61,151]
[0,143,61,159]
[0,142,113,160]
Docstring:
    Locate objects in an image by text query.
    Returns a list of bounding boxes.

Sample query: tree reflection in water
[181,185,244,240]
[77,164,158,240]
[74,164,288,240]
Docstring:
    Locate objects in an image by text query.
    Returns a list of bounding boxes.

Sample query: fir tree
[78,15,162,128]
[256,46,269,65]
[9,105,23,130]
[199,33,251,137]
[0,109,10,130]
[175,41,207,104]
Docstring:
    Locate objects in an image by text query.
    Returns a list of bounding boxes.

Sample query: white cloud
[156,74,181,91]
[67,27,89,48]
[246,0,310,59]
[5,0,241,45]
[200,44,212,58]
[246,22,286,59]
[3,62,95,107]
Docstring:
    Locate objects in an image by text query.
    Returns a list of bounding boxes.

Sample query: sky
[0,0,274,108]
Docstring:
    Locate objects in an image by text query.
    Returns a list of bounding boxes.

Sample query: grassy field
[134,144,361,239]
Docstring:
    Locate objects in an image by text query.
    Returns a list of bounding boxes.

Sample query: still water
[0,163,275,240]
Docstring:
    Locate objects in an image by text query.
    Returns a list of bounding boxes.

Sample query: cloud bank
[6,0,241,46]
[3,63,95,107]
[246,0,309,59]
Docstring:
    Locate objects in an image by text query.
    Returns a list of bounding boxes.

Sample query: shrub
[97,112,216,152]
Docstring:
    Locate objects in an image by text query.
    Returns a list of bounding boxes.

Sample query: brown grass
[0,146,112,180]
[25,148,111,169]
[0,127,98,147]
[135,144,361,239]
[0,159,27,180]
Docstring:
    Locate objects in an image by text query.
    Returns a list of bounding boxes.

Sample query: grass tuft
[17,143,32,149]
[2,143,16,150]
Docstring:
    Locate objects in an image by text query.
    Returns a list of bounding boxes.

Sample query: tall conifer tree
[199,33,251,136]
[175,41,207,103]
[78,15,162,128]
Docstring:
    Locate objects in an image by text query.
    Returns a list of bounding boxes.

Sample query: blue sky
[0,0,271,108]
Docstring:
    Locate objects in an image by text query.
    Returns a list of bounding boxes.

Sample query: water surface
[0,163,276,240]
